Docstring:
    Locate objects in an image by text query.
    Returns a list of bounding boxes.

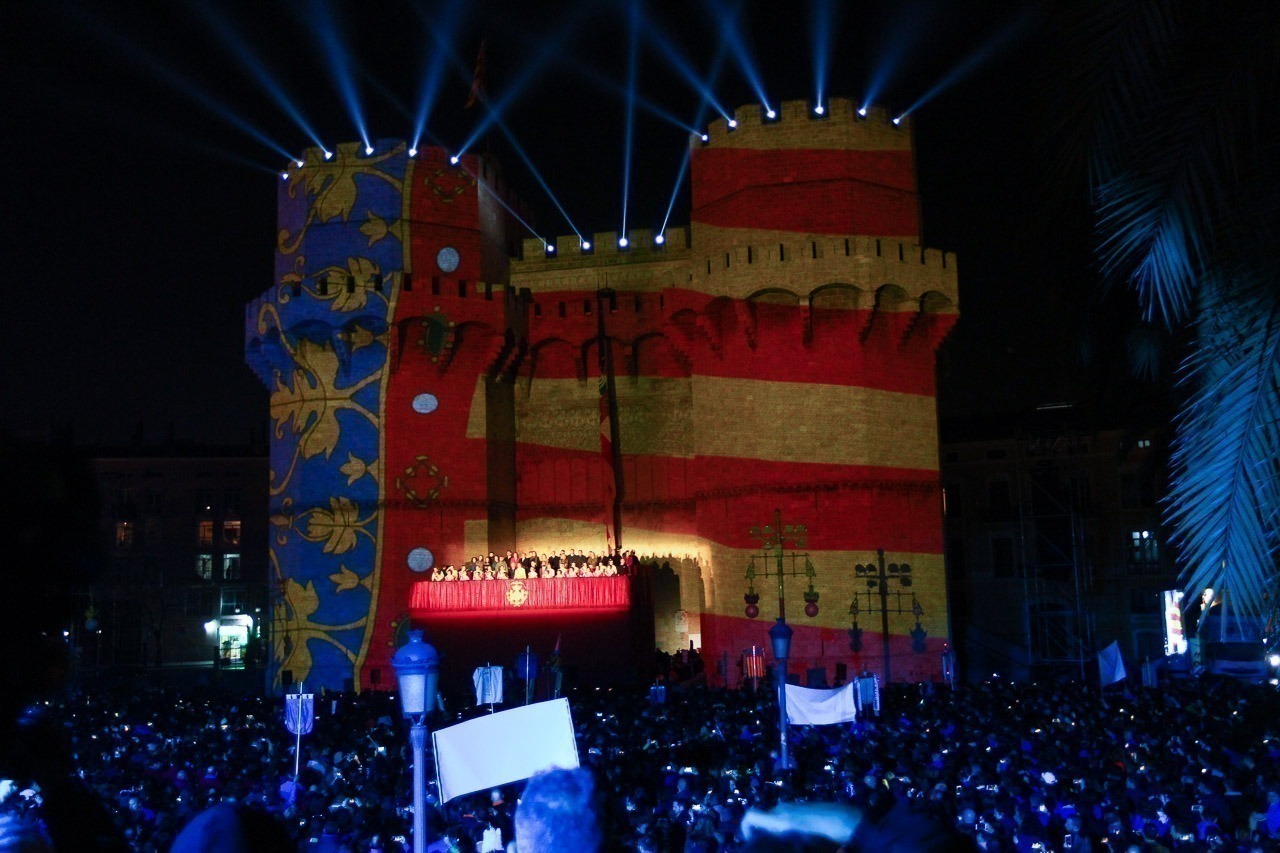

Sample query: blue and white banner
[433,699,578,803]
[284,693,315,736]
[785,683,858,726]
[473,665,504,705]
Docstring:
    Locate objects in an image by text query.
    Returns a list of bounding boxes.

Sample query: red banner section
[410,576,631,615]
[692,148,919,237]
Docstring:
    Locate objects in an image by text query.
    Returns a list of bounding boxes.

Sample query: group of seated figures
[428,548,635,581]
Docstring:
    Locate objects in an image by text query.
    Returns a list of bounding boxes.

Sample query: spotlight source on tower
[618,236,629,248]
[654,233,665,245]
[408,147,418,158]
[295,159,304,168]
[449,154,460,165]
[364,145,374,155]
[857,105,869,117]
[322,149,334,160]
[280,171,289,180]
[813,103,825,116]
[545,242,556,256]
[700,133,709,143]
[727,118,738,129]
[892,115,904,126]
[580,240,592,252]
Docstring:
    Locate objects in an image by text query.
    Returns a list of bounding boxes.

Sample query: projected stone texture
[247,99,957,690]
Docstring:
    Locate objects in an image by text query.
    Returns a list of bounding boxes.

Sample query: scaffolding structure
[1016,423,1096,678]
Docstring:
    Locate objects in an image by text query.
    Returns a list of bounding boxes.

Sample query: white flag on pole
[284,693,314,736]
[473,665,504,705]
[433,698,578,803]
[784,682,858,726]
[1098,641,1128,686]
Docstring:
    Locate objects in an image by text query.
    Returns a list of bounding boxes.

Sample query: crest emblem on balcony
[505,580,529,608]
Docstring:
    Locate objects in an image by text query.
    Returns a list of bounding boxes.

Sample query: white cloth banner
[473,665,504,705]
[1098,641,1128,686]
[433,698,579,803]
[784,683,858,726]
[284,693,314,736]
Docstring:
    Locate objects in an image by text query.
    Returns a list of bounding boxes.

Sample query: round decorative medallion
[436,246,460,273]
[411,393,439,414]
[407,548,434,573]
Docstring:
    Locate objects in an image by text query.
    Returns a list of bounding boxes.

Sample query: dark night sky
[6,0,1115,447]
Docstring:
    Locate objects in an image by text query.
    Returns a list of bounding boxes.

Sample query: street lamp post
[852,548,920,683]
[745,509,818,771]
[391,629,440,853]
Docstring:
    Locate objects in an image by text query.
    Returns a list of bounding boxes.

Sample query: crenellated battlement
[517,227,690,264]
[693,98,910,151]
[690,229,958,307]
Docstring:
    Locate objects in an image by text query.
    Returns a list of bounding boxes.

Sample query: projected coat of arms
[504,580,529,608]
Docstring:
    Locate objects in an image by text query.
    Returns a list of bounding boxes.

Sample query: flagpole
[596,287,624,552]
[294,682,304,779]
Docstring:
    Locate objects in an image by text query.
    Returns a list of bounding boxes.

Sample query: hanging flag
[599,368,617,551]
[1098,641,1128,686]
[785,683,858,726]
[464,39,487,109]
[473,665,504,705]
[284,692,315,736]
[433,699,579,802]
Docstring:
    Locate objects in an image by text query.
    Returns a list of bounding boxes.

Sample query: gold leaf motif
[302,496,368,554]
[329,565,361,593]
[272,573,367,688]
[269,339,379,461]
[339,452,369,486]
[360,212,388,245]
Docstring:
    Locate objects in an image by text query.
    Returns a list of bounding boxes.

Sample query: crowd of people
[2,670,1280,851]
[427,549,635,581]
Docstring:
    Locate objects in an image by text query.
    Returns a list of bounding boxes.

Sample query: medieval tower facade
[247,98,958,692]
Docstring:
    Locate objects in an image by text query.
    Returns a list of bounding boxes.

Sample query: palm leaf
[1167,288,1280,617]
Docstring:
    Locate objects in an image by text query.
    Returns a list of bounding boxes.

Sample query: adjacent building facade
[939,411,1174,681]
[88,448,269,673]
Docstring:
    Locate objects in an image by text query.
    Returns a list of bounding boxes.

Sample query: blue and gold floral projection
[246,141,406,691]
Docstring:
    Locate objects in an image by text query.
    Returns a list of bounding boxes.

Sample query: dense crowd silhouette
[1,671,1279,851]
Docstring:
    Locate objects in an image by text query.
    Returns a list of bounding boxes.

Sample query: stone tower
[246,98,958,692]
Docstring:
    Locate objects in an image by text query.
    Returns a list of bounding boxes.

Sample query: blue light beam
[899,9,1034,118]
[303,0,372,150]
[620,0,640,239]
[495,118,585,243]
[62,5,296,164]
[408,0,468,151]
[809,0,842,108]
[707,0,772,116]
[638,15,730,120]
[456,9,589,158]
[195,5,326,151]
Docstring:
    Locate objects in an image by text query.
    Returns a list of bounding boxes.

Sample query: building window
[1137,439,1151,449]
[115,521,135,549]
[988,480,1012,521]
[1128,530,1160,574]
[1129,588,1159,614]
[145,488,163,514]
[197,520,214,547]
[223,520,242,547]
[222,553,242,581]
[224,489,242,516]
[196,489,215,515]
[220,587,243,615]
[196,554,214,580]
[144,518,162,548]
[991,536,1016,578]
[186,587,216,617]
